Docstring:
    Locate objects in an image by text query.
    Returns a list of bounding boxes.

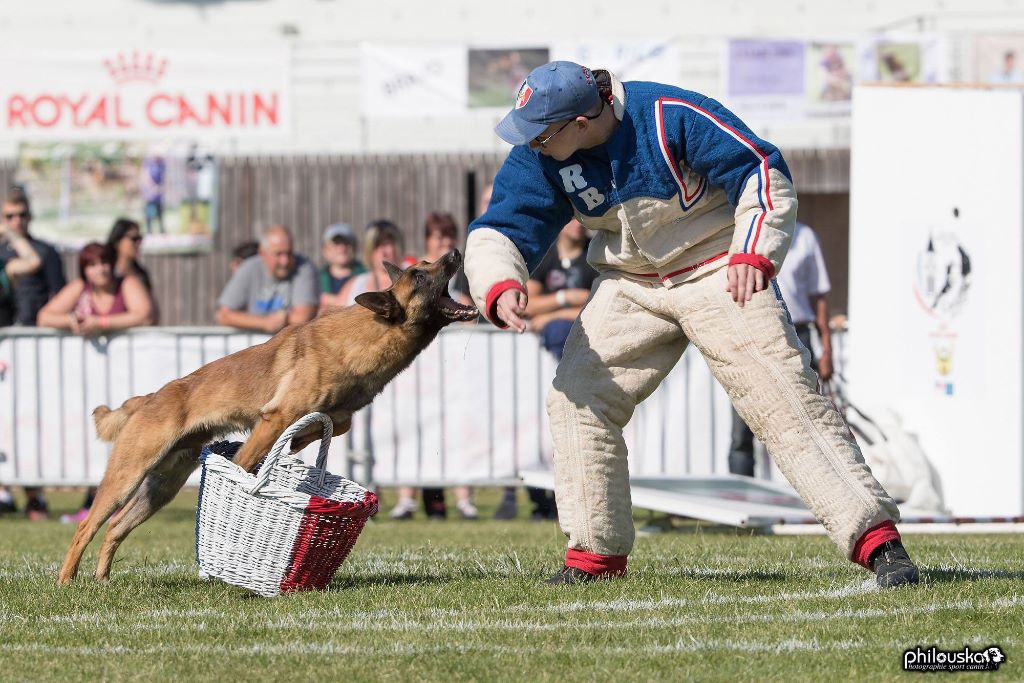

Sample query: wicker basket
[195,412,377,597]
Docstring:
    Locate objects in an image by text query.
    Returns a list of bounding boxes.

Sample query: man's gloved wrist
[728,253,775,279]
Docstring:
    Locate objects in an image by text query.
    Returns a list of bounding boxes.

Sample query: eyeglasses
[329,236,353,246]
[4,211,28,220]
[533,101,605,148]
[128,235,143,243]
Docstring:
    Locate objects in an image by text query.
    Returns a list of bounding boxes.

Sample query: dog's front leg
[233,415,291,472]
[288,415,352,453]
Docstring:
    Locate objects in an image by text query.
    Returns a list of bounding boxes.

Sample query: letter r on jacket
[559,165,587,192]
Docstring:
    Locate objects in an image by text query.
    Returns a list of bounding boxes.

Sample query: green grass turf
[1,489,1022,682]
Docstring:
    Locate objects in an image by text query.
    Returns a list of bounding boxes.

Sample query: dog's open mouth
[438,296,478,321]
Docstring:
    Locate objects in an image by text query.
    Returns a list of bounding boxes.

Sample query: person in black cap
[464,60,919,588]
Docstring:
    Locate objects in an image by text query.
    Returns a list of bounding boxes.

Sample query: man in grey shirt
[216,224,318,333]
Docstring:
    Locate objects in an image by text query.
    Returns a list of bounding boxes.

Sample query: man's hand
[261,310,288,334]
[495,288,528,333]
[726,263,767,307]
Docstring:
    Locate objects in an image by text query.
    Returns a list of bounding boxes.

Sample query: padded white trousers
[546,267,900,561]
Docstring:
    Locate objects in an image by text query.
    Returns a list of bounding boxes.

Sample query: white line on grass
[5,637,1020,658]
[10,596,1024,636]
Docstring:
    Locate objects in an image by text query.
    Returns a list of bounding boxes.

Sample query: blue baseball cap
[495,61,601,146]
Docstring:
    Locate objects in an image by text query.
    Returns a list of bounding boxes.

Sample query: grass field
[2,489,1023,682]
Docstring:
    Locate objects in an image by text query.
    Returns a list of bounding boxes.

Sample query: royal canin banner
[0,50,290,140]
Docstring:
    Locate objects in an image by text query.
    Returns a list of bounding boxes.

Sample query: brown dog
[58,250,477,585]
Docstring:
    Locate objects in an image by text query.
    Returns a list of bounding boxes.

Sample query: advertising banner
[551,41,682,85]
[0,49,290,141]
[361,44,468,116]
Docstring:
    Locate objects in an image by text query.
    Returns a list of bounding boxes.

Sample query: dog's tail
[93,394,153,442]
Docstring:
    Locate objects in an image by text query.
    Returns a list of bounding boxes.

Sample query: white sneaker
[389,497,417,520]
[456,500,479,520]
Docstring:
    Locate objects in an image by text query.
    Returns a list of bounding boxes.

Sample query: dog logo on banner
[515,81,534,109]
[913,229,972,396]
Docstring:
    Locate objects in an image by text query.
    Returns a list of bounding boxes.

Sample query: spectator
[0,186,66,520]
[0,213,41,514]
[0,186,66,326]
[230,240,259,274]
[524,218,596,358]
[107,218,153,294]
[37,242,155,334]
[140,155,166,234]
[107,217,158,323]
[38,241,155,523]
[388,212,478,521]
[337,219,405,304]
[494,218,596,521]
[0,211,42,327]
[215,224,318,333]
[318,223,366,310]
[729,221,833,477]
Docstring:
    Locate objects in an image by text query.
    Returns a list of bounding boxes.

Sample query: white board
[848,85,1024,515]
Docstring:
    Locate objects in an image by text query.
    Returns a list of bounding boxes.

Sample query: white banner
[551,41,682,86]
[848,85,1024,516]
[360,44,467,117]
[0,49,290,141]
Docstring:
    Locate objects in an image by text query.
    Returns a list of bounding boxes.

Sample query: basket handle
[248,412,334,494]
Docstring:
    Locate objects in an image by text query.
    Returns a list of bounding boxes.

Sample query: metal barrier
[0,325,755,487]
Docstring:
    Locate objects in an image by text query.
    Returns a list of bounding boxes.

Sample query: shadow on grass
[923,567,1024,584]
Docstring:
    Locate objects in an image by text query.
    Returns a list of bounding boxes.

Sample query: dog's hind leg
[94,448,199,583]
[58,460,146,586]
[59,415,189,585]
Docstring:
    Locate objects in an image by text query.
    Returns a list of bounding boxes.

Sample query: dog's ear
[382,261,404,286]
[355,291,404,322]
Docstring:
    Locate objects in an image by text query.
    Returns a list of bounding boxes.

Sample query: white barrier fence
[0,326,754,488]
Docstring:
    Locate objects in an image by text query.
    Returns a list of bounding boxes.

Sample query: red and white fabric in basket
[195,412,378,597]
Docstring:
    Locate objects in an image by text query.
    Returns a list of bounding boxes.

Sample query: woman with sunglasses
[107,218,158,323]
[465,61,918,589]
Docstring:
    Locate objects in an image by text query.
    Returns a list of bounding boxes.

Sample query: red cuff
[484,279,526,329]
[852,520,902,569]
[565,548,627,577]
[728,253,775,279]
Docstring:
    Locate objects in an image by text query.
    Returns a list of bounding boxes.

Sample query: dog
[58,250,477,585]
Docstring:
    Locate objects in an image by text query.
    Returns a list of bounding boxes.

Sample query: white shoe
[456,500,479,520]
[389,497,417,520]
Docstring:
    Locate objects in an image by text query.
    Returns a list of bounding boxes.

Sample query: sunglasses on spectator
[127,235,143,243]
[4,211,28,220]
[330,236,353,246]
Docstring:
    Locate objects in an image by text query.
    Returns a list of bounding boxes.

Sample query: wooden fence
[1,149,849,326]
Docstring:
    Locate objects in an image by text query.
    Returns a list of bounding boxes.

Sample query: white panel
[849,85,1024,515]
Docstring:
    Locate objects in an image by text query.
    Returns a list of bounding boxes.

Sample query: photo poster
[805,41,857,116]
[858,35,943,84]
[725,38,807,121]
[550,41,682,86]
[467,48,549,108]
[973,34,1024,85]
[15,141,217,253]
